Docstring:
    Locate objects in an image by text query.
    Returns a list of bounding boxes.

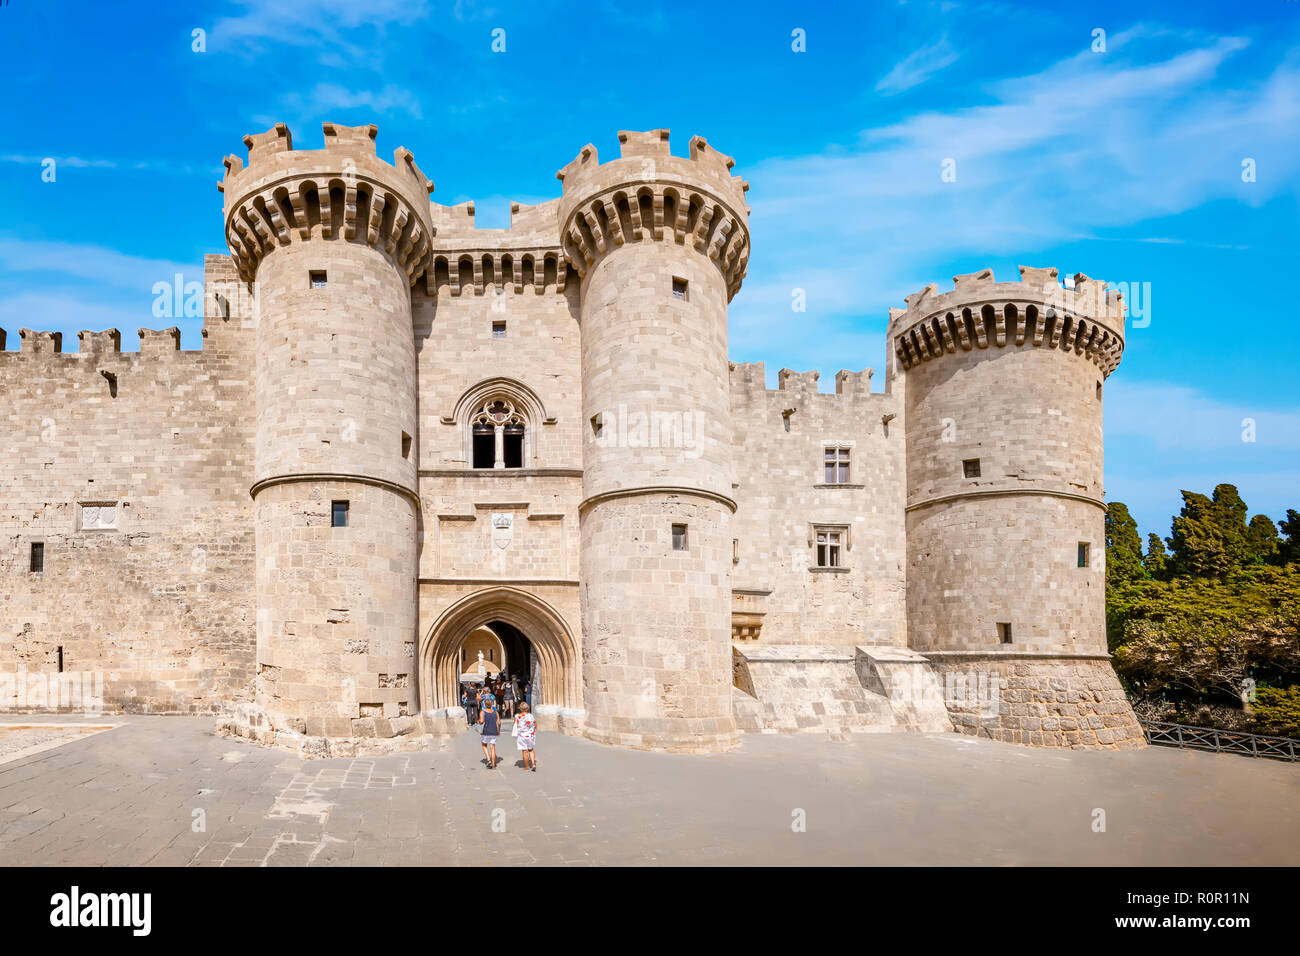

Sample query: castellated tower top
[887,266,1127,379]
[555,129,751,300]
[220,122,434,285]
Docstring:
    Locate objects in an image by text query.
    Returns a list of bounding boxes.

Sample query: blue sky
[1,0,1297,539]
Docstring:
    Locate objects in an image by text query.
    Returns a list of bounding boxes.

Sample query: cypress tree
[1168,484,1251,577]
[1143,532,1169,579]
[1245,514,1281,564]
[1105,502,1146,586]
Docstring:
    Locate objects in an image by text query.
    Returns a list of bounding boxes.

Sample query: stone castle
[0,122,1144,754]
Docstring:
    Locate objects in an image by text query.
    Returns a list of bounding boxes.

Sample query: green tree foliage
[1104,502,1145,588]
[1252,685,1300,736]
[1143,533,1169,580]
[1246,514,1281,564]
[1107,485,1300,735]
[1167,484,1251,578]
[1279,510,1300,564]
[1109,565,1300,702]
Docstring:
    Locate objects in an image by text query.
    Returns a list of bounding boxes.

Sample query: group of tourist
[460,673,537,772]
[461,672,529,723]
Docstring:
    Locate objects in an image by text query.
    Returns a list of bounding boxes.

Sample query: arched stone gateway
[419,587,582,723]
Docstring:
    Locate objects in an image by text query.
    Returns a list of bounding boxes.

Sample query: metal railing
[1140,719,1298,761]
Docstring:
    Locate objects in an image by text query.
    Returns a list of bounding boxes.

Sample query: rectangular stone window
[590,413,604,438]
[401,432,412,459]
[503,424,525,468]
[998,622,1013,644]
[672,523,688,551]
[963,458,981,478]
[331,500,349,528]
[472,424,495,468]
[309,270,327,289]
[492,320,506,338]
[824,446,851,484]
[672,276,688,301]
[815,528,842,568]
[733,538,740,564]
[30,542,44,573]
[1078,542,1091,568]
[1096,381,1102,401]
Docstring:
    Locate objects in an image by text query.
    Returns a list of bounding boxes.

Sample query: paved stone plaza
[0,716,1295,866]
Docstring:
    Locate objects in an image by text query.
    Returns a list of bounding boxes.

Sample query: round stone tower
[892,266,1143,749]
[558,129,750,752]
[221,122,432,746]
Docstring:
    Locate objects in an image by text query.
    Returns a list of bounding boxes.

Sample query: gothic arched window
[471,398,527,469]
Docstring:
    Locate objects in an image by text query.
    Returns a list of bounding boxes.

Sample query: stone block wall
[0,288,256,713]
[729,361,907,648]
[930,656,1144,749]
[253,478,418,734]
[579,492,737,752]
[907,494,1105,653]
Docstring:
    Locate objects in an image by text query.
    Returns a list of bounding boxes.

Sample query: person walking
[461,685,475,727]
[524,681,532,709]
[502,676,515,719]
[479,696,500,769]
[515,702,537,772]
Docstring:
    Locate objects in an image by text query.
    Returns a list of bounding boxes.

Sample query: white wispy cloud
[0,241,205,351]
[1102,379,1300,533]
[0,155,202,176]
[1105,380,1300,452]
[251,83,425,133]
[210,0,431,49]
[0,240,200,291]
[0,155,117,168]
[1107,470,1299,538]
[875,37,960,94]
[729,30,1300,370]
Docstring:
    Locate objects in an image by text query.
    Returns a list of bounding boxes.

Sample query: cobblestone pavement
[0,715,1295,866]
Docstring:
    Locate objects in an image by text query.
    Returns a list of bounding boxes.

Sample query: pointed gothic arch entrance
[419,587,581,715]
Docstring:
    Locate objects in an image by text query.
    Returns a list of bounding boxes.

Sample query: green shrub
[1252,685,1300,737]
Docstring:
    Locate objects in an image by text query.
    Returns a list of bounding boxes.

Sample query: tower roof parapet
[888,266,1127,378]
[220,122,434,285]
[555,129,751,300]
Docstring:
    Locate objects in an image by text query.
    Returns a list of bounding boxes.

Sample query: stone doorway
[419,587,581,721]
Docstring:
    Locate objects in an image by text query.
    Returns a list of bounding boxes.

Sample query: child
[515,702,537,772]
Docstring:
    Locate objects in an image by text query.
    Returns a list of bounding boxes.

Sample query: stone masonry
[0,121,1143,755]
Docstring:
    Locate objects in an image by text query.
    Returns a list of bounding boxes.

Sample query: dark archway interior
[490,619,532,683]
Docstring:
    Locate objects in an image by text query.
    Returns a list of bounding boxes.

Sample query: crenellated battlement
[221,122,434,285]
[19,329,62,353]
[556,129,750,299]
[556,130,749,210]
[888,265,1126,378]
[2,326,199,357]
[78,329,121,353]
[728,361,885,403]
[139,327,181,353]
[424,198,570,297]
